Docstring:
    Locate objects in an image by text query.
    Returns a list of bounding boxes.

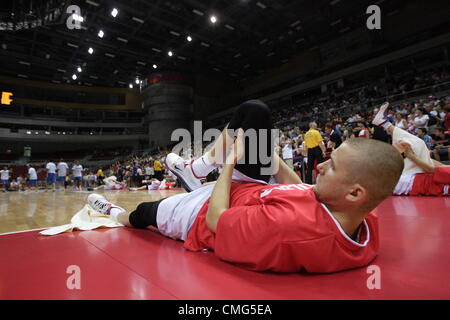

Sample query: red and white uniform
[103,176,125,190]
[410,167,450,196]
[156,182,379,273]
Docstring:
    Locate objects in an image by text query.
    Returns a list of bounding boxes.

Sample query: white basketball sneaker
[372,102,390,126]
[165,153,202,192]
[87,193,125,216]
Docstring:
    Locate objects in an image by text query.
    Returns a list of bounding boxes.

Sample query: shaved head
[342,138,404,210]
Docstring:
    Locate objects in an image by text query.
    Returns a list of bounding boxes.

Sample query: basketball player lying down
[373,103,450,196]
[88,100,404,273]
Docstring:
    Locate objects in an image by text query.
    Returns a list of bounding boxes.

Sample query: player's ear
[345,184,366,204]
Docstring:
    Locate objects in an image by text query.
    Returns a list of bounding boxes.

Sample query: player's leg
[373,102,433,174]
[166,100,276,190]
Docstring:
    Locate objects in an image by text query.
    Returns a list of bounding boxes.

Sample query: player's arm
[273,152,302,184]
[404,145,435,173]
[206,129,244,233]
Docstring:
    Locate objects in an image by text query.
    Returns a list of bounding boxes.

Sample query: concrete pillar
[141,72,193,148]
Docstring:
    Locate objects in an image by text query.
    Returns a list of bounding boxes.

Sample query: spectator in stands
[413,108,429,131]
[281,137,294,170]
[444,104,450,131]
[57,159,69,190]
[417,128,433,149]
[304,122,326,184]
[0,166,10,192]
[431,127,450,161]
[357,122,371,139]
[144,163,154,180]
[27,164,38,191]
[324,124,342,150]
[46,160,57,192]
[87,171,97,188]
[72,160,84,191]
[394,113,408,130]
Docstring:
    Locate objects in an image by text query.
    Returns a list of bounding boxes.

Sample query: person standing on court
[27,164,38,191]
[72,160,84,191]
[304,122,326,184]
[46,160,57,192]
[153,158,163,181]
[56,159,69,190]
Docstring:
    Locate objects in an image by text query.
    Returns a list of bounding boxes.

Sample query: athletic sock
[381,122,392,131]
[109,207,124,220]
[190,154,215,178]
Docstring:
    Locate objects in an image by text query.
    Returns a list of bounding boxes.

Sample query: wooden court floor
[0,189,185,234]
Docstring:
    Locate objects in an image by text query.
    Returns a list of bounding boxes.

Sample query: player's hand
[225,128,245,165]
[395,141,413,156]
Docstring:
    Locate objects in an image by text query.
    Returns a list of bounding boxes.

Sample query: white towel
[39,204,124,236]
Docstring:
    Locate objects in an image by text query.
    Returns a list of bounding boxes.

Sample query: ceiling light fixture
[111,8,118,17]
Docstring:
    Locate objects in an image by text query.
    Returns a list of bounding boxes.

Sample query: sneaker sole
[164,157,193,192]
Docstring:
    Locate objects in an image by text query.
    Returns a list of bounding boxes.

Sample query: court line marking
[0,227,47,236]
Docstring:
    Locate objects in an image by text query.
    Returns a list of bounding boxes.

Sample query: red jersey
[410,166,450,196]
[184,183,379,273]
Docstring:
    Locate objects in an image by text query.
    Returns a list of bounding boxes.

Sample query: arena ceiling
[0,0,409,88]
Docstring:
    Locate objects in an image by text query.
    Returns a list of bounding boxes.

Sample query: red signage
[147,74,187,84]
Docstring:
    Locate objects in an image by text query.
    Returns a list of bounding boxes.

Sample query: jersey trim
[320,203,370,247]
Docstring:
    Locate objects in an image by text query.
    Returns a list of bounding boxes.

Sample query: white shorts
[156,169,277,240]
[105,184,124,190]
[393,173,416,195]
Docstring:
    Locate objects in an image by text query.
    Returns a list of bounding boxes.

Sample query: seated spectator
[417,128,433,149]
[394,113,408,130]
[431,127,450,161]
[413,108,429,131]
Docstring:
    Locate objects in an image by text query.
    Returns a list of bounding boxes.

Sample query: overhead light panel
[45,54,50,59]
[88,47,94,54]
[192,9,204,16]
[233,53,241,58]
[85,0,100,6]
[129,84,133,88]
[117,37,128,43]
[132,17,144,23]
[57,68,66,73]
[267,52,275,57]
[295,38,305,43]
[111,8,118,17]
[152,48,161,53]
[290,20,300,27]
[19,61,31,66]
[137,61,146,66]
[18,74,28,78]
[98,30,104,38]
[330,19,341,26]
[330,0,341,5]
[168,51,173,57]
[225,24,235,30]
[256,2,267,9]
[153,64,157,69]
[186,35,192,42]
[135,78,140,84]
[210,15,217,24]
[113,69,119,74]
[72,74,77,80]
[77,67,82,72]
[67,42,78,48]
[170,31,180,37]
[259,39,268,44]
[105,53,115,58]
[201,42,210,47]
[177,56,186,61]
[89,75,98,79]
